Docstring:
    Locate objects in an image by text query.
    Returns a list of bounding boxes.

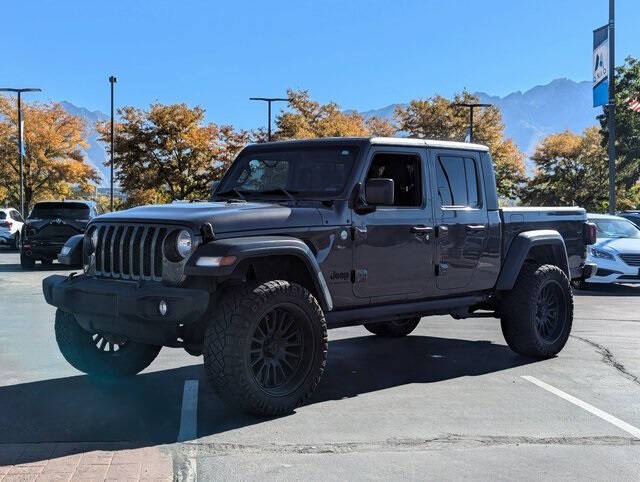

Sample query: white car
[0,208,25,250]
[583,213,640,286]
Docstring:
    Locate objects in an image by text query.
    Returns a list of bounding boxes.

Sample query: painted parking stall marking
[522,375,640,439]
[177,379,199,442]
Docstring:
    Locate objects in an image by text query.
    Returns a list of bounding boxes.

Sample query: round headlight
[90,228,99,249]
[176,230,192,258]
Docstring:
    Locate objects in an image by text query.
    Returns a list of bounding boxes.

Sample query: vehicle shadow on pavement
[573,284,640,296]
[0,263,76,273]
[0,334,534,465]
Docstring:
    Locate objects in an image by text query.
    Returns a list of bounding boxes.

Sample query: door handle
[465,225,486,232]
[436,225,448,237]
[411,225,434,235]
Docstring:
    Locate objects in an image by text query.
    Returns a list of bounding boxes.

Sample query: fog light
[159,300,168,316]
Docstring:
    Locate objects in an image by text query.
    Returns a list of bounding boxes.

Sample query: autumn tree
[598,56,640,190]
[97,103,249,203]
[520,127,614,210]
[0,97,99,211]
[275,89,395,139]
[395,91,525,199]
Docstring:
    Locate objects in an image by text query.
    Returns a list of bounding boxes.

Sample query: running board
[325,295,486,327]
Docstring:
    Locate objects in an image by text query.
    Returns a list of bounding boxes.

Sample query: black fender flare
[496,230,569,291]
[184,236,333,311]
[57,234,84,266]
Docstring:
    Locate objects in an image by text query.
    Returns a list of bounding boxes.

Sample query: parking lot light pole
[249,97,288,141]
[109,76,117,211]
[0,88,42,218]
[453,102,493,143]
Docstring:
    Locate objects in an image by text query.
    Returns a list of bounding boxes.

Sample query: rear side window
[436,156,481,208]
[29,202,90,219]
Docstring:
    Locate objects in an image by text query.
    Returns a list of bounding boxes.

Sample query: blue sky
[2,0,639,129]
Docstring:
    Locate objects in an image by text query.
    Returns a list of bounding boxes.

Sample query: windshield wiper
[215,188,247,201]
[255,188,299,201]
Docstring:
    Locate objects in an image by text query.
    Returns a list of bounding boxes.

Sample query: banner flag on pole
[593,25,609,107]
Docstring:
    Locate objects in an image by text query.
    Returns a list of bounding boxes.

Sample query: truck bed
[500,207,588,278]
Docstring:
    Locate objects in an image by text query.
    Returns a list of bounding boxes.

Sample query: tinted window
[0,212,5,220]
[29,202,90,219]
[366,153,422,207]
[436,156,480,208]
[219,147,358,198]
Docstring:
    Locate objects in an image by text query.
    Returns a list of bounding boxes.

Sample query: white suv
[0,208,24,250]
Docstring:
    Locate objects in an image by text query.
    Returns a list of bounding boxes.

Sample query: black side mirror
[210,180,221,200]
[365,178,394,205]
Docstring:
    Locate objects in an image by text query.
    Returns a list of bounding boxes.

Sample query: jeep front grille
[92,223,170,281]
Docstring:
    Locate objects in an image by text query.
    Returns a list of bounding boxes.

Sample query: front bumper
[585,255,640,284]
[42,274,210,346]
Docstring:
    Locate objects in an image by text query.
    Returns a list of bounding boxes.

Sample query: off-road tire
[204,280,328,416]
[363,317,421,337]
[20,252,35,269]
[571,279,591,291]
[55,309,161,377]
[500,263,573,358]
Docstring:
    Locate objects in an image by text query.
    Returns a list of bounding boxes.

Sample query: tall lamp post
[249,97,288,141]
[109,76,117,211]
[0,87,42,218]
[453,102,493,143]
[607,0,616,214]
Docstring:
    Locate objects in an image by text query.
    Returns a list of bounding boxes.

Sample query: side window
[436,156,481,208]
[366,153,422,207]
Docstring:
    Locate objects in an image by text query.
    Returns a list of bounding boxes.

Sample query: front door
[430,150,489,293]
[352,148,435,300]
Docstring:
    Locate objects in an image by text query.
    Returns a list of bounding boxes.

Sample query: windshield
[592,218,640,239]
[29,202,90,220]
[217,146,359,199]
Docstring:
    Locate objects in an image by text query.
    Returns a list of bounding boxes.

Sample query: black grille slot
[619,254,640,267]
[143,227,155,277]
[132,228,144,277]
[154,228,167,278]
[95,226,105,272]
[91,222,170,281]
[122,226,134,275]
[112,226,124,276]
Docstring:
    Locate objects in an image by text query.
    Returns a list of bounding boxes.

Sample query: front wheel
[364,317,420,337]
[500,264,573,358]
[204,281,327,416]
[55,309,161,377]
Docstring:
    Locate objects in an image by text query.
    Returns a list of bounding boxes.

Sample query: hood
[94,201,324,234]
[593,237,640,254]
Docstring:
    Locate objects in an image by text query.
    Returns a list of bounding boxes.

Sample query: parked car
[21,200,101,269]
[617,210,640,229]
[0,208,25,250]
[579,213,640,288]
[43,137,595,416]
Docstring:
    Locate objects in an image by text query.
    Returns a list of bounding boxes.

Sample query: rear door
[429,149,489,293]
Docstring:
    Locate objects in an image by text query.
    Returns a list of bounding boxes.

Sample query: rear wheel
[54,309,161,377]
[20,252,35,269]
[500,263,573,358]
[204,280,327,416]
[363,317,420,337]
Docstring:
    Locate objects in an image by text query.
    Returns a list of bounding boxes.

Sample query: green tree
[0,97,99,211]
[598,56,640,190]
[395,91,525,199]
[96,103,249,203]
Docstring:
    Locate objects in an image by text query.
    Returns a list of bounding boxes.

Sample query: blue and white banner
[593,25,609,107]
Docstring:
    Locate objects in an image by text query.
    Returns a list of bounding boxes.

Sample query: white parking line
[177,379,199,442]
[522,375,640,439]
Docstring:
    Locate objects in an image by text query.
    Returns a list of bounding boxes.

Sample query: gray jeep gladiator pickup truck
[43,137,596,415]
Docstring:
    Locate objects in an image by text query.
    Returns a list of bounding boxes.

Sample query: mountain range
[62,78,600,185]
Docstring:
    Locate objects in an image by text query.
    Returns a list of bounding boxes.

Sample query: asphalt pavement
[1,247,639,480]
